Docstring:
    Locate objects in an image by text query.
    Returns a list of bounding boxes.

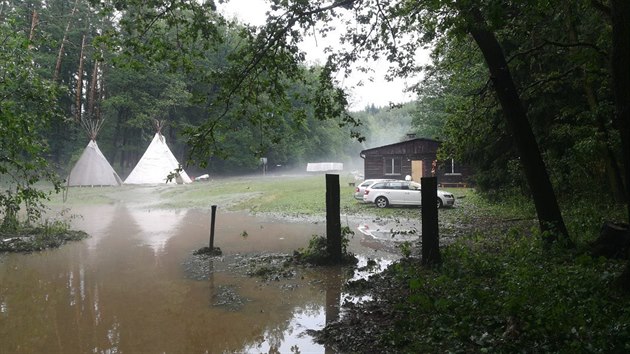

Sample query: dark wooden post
[209,205,217,249]
[421,177,441,266]
[326,174,342,263]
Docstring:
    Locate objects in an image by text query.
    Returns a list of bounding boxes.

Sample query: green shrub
[293,226,357,265]
[0,218,88,253]
[384,231,630,353]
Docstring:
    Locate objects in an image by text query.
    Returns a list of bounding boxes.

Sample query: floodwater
[0,204,405,353]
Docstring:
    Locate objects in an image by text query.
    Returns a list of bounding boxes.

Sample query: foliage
[293,226,357,266]
[379,232,630,353]
[86,0,364,173]
[414,0,620,205]
[0,0,370,182]
[0,15,63,229]
[562,196,627,246]
[398,241,412,258]
[4,0,624,232]
[0,219,88,253]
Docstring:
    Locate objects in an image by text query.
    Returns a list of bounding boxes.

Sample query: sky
[218,0,427,111]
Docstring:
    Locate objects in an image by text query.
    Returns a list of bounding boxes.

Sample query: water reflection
[240,267,349,354]
[0,205,399,353]
[130,209,188,254]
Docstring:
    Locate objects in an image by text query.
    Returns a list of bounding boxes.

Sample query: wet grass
[48,176,537,235]
[154,176,502,223]
[46,184,155,206]
[0,221,88,253]
[51,175,365,214]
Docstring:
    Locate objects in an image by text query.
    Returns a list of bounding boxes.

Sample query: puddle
[0,205,400,353]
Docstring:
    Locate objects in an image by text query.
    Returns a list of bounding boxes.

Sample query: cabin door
[411,160,423,182]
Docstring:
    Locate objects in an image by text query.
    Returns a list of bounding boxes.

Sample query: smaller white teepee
[124,121,192,185]
[68,140,123,186]
[66,59,122,187]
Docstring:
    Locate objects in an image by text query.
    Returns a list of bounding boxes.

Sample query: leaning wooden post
[421,177,441,266]
[209,205,217,250]
[326,174,342,263]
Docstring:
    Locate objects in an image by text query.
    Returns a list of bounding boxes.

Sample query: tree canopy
[0,0,370,226]
[1,0,628,249]
[0,14,63,228]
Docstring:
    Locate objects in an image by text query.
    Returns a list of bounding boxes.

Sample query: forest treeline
[1,0,627,220]
[1,0,410,180]
[411,1,624,203]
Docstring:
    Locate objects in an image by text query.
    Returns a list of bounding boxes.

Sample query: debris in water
[211,285,249,311]
[194,246,222,256]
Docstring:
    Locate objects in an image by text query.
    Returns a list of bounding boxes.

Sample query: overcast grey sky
[218,0,427,111]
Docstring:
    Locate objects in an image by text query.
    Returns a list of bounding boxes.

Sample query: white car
[353,179,396,201]
[363,180,455,208]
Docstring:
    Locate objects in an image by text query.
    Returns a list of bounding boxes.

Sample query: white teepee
[124,126,192,184]
[67,140,123,186]
[65,58,122,187]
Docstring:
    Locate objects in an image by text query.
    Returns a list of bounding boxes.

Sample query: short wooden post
[421,177,441,266]
[209,205,217,249]
[326,174,342,263]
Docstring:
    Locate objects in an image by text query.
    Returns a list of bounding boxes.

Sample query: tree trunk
[28,10,38,46]
[590,222,630,259]
[610,0,630,291]
[88,61,98,119]
[467,11,572,246]
[610,0,630,220]
[75,35,86,123]
[53,0,80,82]
[584,82,627,201]
[564,6,626,201]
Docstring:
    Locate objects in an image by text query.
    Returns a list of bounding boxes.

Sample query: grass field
[49,174,488,217]
[50,174,360,212]
[45,174,541,244]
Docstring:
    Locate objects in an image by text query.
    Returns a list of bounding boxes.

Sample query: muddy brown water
[0,204,406,353]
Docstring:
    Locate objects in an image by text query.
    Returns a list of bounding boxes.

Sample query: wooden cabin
[360,137,470,187]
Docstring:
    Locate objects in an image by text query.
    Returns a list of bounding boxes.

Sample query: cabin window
[384,157,402,176]
[445,158,462,176]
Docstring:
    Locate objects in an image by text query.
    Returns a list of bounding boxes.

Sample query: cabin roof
[360,138,441,156]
